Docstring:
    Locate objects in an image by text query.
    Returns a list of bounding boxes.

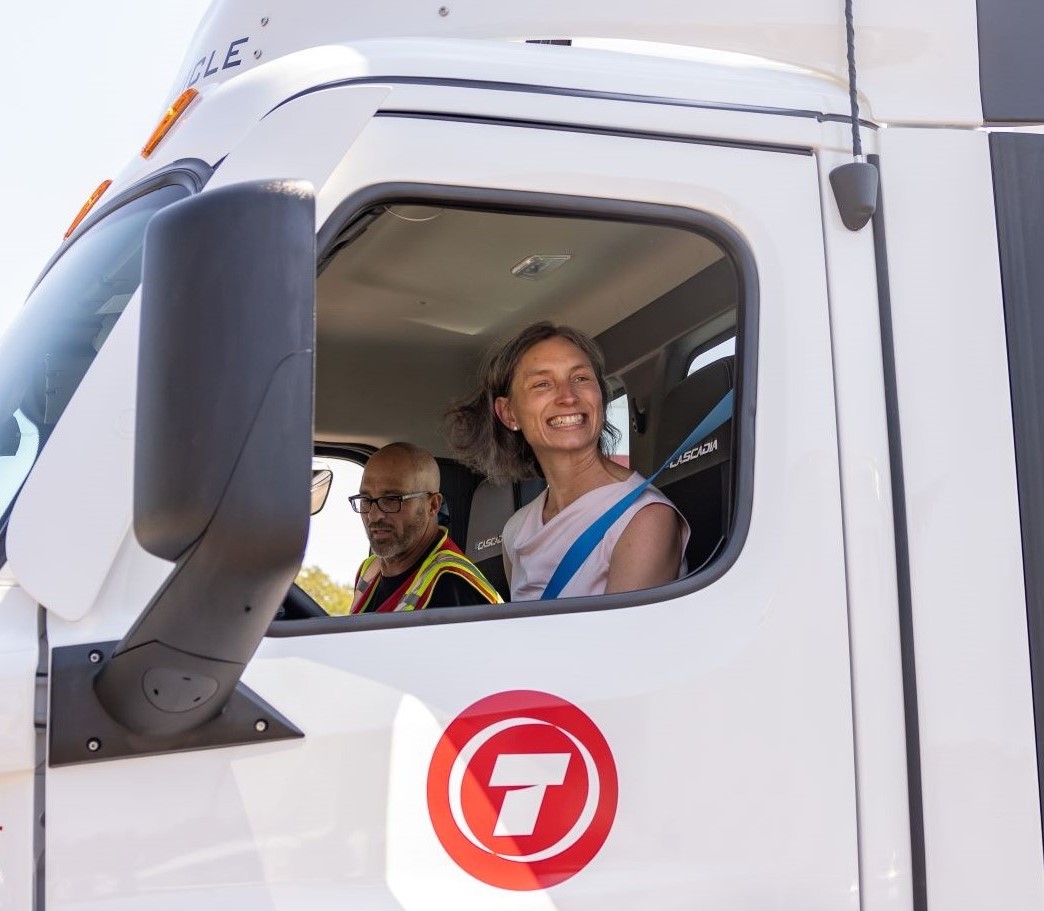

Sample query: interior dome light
[510,254,572,280]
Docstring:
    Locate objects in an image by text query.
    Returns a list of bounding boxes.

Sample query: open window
[307,192,748,613]
[687,335,736,375]
[293,454,368,614]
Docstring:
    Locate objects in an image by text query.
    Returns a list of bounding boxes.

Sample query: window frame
[0,159,214,565]
[292,447,371,616]
[307,443,372,556]
[271,181,759,635]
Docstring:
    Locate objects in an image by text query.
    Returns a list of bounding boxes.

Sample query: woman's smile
[547,413,586,429]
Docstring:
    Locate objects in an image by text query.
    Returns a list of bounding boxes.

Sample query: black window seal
[270,180,758,637]
[867,153,927,911]
[989,131,1044,875]
[977,0,1044,122]
[375,110,813,157]
[266,73,879,131]
[27,158,214,298]
[313,442,376,466]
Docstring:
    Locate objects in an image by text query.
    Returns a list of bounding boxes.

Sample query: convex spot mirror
[311,468,333,515]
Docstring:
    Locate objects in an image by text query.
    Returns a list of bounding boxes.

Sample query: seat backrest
[436,458,481,551]
[464,478,514,599]
[464,476,546,600]
[654,357,735,572]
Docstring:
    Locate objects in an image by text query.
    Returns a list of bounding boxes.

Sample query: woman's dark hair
[446,321,622,480]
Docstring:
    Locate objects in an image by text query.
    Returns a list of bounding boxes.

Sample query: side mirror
[311,468,333,515]
[94,179,316,739]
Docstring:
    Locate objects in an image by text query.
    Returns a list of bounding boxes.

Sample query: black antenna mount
[830,0,879,231]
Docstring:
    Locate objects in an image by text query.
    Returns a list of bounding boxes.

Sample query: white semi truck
[1,0,1043,908]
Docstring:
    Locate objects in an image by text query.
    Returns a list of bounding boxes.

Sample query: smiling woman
[448,323,620,481]
[449,322,689,601]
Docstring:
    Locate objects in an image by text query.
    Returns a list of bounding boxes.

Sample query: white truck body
[1,2,1043,909]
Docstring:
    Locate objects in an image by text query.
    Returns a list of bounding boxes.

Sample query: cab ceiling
[315,205,726,454]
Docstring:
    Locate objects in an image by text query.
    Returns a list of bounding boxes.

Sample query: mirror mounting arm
[92,179,317,740]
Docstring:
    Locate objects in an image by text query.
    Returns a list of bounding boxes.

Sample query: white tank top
[501,472,690,601]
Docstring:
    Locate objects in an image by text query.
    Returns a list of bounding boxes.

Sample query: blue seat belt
[540,390,734,600]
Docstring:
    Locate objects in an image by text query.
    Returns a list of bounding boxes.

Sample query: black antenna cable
[844,0,863,159]
[829,0,878,230]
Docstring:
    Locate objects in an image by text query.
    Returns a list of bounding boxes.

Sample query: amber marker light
[141,88,199,159]
[64,179,113,239]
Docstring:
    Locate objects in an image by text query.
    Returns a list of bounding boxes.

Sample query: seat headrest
[464,478,515,563]
[656,357,734,486]
[436,458,481,548]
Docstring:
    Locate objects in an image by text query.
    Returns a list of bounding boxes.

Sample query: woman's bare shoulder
[605,502,682,594]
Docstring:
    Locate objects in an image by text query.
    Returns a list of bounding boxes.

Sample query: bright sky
[0,0,212,334]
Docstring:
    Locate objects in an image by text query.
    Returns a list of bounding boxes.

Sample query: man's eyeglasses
[348,491,436,514]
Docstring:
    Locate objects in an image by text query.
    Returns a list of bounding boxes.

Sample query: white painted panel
[0,579,37,772]
[880,126,1044,909]
[203,84,390,190]
[0,574,40,911]
[47,119,859,910]
[818,147,913,911]
[167,0,983,123]
[0,771,35,911]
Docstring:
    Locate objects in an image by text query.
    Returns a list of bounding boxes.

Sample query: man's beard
[366,511,428,560]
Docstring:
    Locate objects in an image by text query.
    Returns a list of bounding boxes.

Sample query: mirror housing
[94,179,316,738]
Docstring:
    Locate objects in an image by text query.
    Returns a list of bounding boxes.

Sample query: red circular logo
[427,690,618,891]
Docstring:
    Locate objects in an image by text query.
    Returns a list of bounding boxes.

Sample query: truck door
[41,107,860,907]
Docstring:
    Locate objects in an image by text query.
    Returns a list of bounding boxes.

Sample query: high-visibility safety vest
[349,526,503,613]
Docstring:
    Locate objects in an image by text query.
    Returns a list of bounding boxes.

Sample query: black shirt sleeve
[425,571,495,608]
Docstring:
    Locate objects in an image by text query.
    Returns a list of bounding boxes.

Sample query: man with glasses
[348,442,502,613]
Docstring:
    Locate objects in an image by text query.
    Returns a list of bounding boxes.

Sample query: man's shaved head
[358,443,443,567]
[365,442,441,492]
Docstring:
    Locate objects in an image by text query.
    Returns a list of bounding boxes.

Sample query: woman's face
[495,336,604,459]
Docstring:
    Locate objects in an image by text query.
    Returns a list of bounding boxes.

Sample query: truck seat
[653,357,735,573]
[435,457,482,550]
[464,477,545,601]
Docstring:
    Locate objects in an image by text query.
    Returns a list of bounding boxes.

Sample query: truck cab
[1,2,1043,909]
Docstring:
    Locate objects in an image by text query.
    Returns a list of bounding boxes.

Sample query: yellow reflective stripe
[352,528,502,612]
[407,552,503,609]
[428,550,501,601]
[350,555,382,613]
[394,528,453,611]
[358,554,380,583]
[434,567,503,605]
[415,553,503,605]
